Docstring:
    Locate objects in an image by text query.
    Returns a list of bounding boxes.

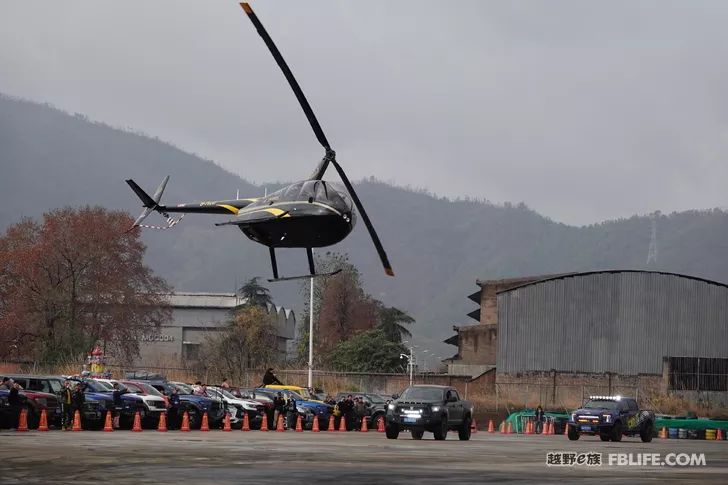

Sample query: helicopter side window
[282,182,304,201]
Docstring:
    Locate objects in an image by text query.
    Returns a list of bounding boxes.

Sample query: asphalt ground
[1,429,726,484]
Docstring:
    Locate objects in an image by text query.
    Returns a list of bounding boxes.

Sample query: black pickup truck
[568,395,655,442]
[385,385,474,441]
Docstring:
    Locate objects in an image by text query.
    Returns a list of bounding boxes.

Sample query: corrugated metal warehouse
[497,271,728,379]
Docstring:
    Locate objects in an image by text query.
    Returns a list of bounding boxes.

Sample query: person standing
[112,383,128,429]
[71,382,85,429]
[272,392,286,429]
[58,380,74,430]
[221,378,230,390]
[167,387,181,430]
[7,380,22,429]
[534,405,545,434]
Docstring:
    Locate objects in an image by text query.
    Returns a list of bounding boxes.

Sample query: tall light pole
[307,270,314,389]
[401,342,415,386]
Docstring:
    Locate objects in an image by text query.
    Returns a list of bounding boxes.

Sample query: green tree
[377,305,414,343]
[238,277,273,307]
[327,329,407,373]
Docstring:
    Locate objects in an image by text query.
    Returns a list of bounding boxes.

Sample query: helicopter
[126,2,393,282]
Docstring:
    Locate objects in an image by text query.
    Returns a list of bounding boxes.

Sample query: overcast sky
[2,0,728,225]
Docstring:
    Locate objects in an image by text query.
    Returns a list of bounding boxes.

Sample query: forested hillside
[3,94,728,354]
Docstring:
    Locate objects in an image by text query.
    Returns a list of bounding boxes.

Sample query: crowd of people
[325,394,373,431]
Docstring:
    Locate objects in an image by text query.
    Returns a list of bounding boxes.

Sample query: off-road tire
[567,425,580,440]
[459,416,472,441]
[411,428,424,440]
[433,419,448,441]
[610,421,623,442]
[385,423,399,440]
[640,422,653,443]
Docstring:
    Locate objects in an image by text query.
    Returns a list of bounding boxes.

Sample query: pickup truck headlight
[387,403,395,411]
[602,414,612,423]
[431,406,441,413]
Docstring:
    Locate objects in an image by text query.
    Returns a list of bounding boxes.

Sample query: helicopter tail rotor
[126,176,173,229]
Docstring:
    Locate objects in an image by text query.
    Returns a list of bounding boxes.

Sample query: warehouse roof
[496,270,728,294]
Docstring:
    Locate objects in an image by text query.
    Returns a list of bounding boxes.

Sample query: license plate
[404,417,418,424]
[581,425,592,432]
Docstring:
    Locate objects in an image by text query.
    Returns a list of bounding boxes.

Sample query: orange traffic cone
[506,421,513,434]
[564,423,570,437]
[658,427,667,439]
[338,415,347,432]
[328,415,336,432]
[103,410,113,432]
[488,419,495,433]
[377,416,385,433]
[180,411,190,432]
[547,421,554,435]
[295,414,303,432]
[259,413,268,431]
[222,413,232,432]
[16,408,28,432]
[716,429,724,440]
[72,410,82,432]
[157,412,168,432]
[200,412,210,432]
[132,411,143,432]
[276,414,285,432]
[242,413,250,431]
[471,418,478,434]
[312,415,320,432]
[360,416,369,432]
[38,409,49,432]
[500,421,505,434]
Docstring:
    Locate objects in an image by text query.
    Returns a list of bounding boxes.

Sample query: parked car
[255,388,333,430]
[0,387,62,429]
[94,379,168,427]
[334,391,387,428]
[134,379,224,429]
[65,377,147,429]
[236,387,275,427]
[206,386,266,429]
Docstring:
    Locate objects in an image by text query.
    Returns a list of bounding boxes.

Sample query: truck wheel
[458,416,472,441]
[640,422,653,443]
[610,421,623,442]
[411,428,424,440]
[433,419,448,441]
[567,425,580,441]
[385,423,399,440]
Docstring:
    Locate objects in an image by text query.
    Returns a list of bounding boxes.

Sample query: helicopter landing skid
[267,269,341,283]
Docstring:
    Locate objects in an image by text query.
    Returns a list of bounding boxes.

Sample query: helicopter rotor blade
[240,3,331,171]
[330,158,394,276]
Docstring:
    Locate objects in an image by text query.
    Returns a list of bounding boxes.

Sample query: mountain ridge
[3,93,728,356]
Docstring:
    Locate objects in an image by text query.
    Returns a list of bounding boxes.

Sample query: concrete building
[446,271,728,406]
[444,274,560,376]
[135,293,296,367]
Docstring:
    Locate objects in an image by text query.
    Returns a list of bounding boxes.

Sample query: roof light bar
[589,395,622,401]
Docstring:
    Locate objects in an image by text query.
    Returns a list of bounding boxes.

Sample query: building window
[669,357,728,391]
[183,343,200,361]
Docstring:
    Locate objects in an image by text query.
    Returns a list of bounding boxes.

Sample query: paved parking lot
[2,430,726,484]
